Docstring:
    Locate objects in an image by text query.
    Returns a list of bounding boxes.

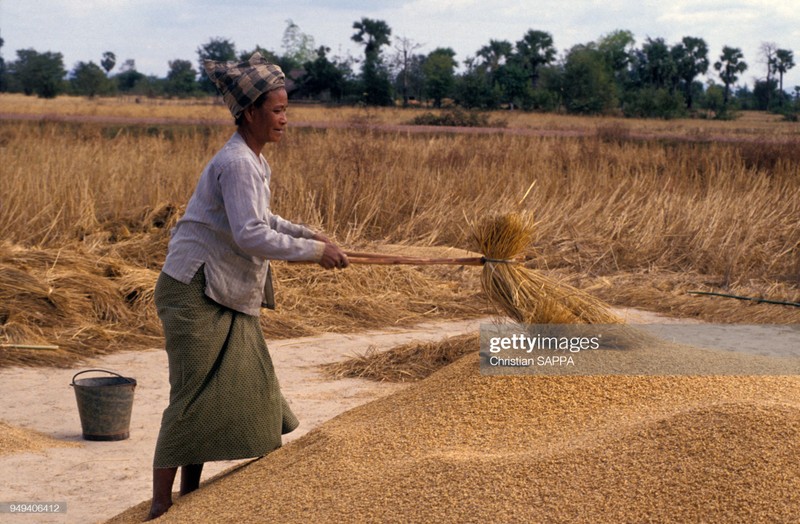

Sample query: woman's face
[249,88,288,143]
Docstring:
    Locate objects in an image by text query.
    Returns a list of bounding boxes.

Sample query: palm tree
[672,36,709,109]
[714,46,747,104]
[477,39,513,74]
[351,18,393,105]
[351,18,391,59]
[515,30,556,87]
[772,49,795,95]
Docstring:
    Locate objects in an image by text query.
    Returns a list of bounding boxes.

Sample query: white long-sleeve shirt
[162,131,325,315]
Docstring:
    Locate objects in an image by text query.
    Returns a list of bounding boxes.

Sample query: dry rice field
[1,94,799,522]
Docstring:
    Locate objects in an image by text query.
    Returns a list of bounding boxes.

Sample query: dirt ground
[0,317,491,524]
[2,111,792,144]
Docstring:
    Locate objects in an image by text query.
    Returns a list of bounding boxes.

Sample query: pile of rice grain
[0,421,80,456]
[108,337,800,523]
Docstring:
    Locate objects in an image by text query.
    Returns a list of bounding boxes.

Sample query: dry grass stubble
[2,119,798,365]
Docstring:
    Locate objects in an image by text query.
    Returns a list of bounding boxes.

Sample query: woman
[147,52,349,520]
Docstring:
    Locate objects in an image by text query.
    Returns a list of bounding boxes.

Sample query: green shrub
[622,88,687,119]
[409,108,503,127]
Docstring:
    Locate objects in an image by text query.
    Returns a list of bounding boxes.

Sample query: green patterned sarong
[152,268,298,468]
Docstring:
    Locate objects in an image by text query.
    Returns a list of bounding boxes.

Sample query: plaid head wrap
[204,52,285,120]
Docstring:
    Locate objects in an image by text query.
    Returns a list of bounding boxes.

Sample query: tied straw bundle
[471,212,621,325]
[341,212,620,325]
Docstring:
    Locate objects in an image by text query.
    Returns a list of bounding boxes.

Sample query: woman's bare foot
[147,467,178,521]
[145,500,172,521]
[179,463,204,496]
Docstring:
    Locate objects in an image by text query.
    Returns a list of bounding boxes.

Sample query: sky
[1,0,799,91]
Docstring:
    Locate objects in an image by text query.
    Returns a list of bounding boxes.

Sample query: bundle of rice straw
[472,212,621,324]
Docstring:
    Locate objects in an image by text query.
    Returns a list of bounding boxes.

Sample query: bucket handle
[71,369,135,386]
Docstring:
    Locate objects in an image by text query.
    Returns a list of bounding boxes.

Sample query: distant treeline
[0,19,797,120]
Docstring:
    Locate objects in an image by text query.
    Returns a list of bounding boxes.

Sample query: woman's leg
[147,467,177,520]
[180,463,204,495]
[146,463,204,520]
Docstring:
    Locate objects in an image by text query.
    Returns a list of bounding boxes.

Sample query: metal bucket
[71,369,136,441]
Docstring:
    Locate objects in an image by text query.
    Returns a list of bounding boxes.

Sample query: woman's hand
[319,242,349,270]
[311,232,333,244]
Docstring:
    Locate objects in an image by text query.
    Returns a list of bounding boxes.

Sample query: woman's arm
[219,163,324,262]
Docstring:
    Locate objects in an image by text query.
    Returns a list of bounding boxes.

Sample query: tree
[237,45,293,77]
[394,52,425,105]
[281,19,316,70]
[71,61,109,97]
[475,39,514,108]
[562,45,617,114]
[515,29,556,87]
[393,36,423,106]
[360,58,393,106]
[296,46,347,101]
[454,56,494,109]
[772,49,795,96]
[352,18,391,57]
[700,81,726,114]
[101,51,116,75]
[0,35,6,92]
[639,37,677,90]
[351,18,393,105]
[752,78,779,109]
[477,39,513,74]
[495,55,530,109]
[422,48,456,107]
[238,46,279,63]
[671,36,708,109]
[714,46,747,104]
[759,42,778,107]
[10,48,66,98]
[197,37,236,92]
[597,29,635,77]
[114,59,146,93]
[527,64,563,111]
[165,59,197,96]
[759,42,778,84]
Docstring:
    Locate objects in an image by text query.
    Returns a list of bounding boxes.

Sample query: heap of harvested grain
[108,335,800,523]
[0,421,80,456]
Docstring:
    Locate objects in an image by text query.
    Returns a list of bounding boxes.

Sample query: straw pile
[472,212,620,324]
[0,234,490,368]
[321,333,479,382]
[107,334,800,523]
[264,261,487,339]
[0,241,163,367]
